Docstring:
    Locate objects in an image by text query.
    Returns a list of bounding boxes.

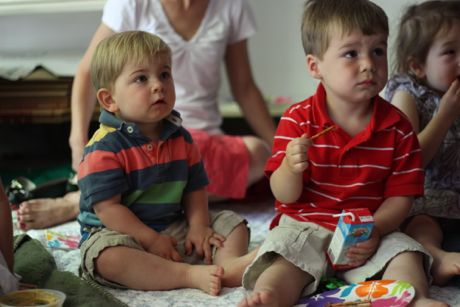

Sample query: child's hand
[284,134,312,174]
[438,78,460,121]
[185,225,225,264]
[146,234,182,262]
[346,228,381,267]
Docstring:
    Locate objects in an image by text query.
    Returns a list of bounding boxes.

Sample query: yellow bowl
[0,289,65,307]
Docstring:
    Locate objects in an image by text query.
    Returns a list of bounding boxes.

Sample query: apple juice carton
[327,208,374,270]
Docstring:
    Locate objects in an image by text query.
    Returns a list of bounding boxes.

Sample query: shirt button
[147,144,153,151]
[127,126,134,133]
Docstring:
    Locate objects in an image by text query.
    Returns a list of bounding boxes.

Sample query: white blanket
[25,200,460,306]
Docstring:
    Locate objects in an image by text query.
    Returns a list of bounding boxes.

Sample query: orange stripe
[78,150,121,179]
[79,137,202,179]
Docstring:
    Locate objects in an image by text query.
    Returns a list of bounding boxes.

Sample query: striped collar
[313,83,400,133]
[99,109,183,141]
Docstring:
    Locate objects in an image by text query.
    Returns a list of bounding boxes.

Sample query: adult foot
[17,191,80,230]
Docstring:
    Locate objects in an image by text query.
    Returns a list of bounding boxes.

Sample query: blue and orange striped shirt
[77,110,208,238]
[266,84,424,231]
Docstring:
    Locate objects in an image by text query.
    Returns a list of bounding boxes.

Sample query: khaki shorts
[242,215,432,296]
[80,210,246,288]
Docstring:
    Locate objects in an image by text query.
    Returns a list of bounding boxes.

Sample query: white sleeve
[228,0,257,44]
[102,0,139,32]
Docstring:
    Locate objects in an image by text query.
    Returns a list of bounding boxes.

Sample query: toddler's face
[110,54,175,128]
[422,20,460,93]
[312,28,388,106]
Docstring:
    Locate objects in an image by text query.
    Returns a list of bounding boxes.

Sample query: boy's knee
[405,214,438,231]
[243,136,270,161]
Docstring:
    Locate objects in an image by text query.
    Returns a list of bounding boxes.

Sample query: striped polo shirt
[77,109,208,238]
[266,84,424,231]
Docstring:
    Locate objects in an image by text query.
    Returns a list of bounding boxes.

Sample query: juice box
[327,208,374,270]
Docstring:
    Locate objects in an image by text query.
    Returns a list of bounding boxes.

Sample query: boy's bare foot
[238,288,276,307]
[410,297,449,307]
[222,248,259,287]
[432,252,460,286]
[17,191,80,230]
[187,265,224,296]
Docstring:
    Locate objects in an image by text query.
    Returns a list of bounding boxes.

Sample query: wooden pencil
[310,125,335,140]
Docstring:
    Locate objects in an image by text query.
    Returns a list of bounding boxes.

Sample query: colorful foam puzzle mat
[296,279,414,307]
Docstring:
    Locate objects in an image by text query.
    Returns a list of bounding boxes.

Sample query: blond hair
[393,0,460,74]
[90,31,171,90]
[301,0,388,59]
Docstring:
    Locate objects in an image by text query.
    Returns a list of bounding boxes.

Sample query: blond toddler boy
[77,31,255,295]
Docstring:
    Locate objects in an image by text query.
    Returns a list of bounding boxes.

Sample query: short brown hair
[301,0,388,58]
[90,31,171,90]
[393,0,460,74]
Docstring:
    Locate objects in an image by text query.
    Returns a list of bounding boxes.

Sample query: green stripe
[123,181,187,206]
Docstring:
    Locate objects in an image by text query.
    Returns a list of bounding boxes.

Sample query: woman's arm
[225,40,276,145]
[69,23,115,171]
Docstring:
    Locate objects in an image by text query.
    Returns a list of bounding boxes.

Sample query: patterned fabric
[385,74,460,218]
[77,110,208,239]
[23,203,460,306]
[266,84,424,230]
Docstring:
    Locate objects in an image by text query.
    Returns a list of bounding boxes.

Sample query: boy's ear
[96,88,119,113]
[306,54,321,79]
[408,57,426,79]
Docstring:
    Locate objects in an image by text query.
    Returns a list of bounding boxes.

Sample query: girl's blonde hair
[90,31,171,90]
[393,0,460,74]
[301,0,388,59]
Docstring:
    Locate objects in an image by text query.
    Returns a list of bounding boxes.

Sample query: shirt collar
[313,83,400,135]
[99,109,183,140]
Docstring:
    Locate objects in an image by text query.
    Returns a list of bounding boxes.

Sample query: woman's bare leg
[17,190,80,230]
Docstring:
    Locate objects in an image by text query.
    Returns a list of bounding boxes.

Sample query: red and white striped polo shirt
[266,84,424,231]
